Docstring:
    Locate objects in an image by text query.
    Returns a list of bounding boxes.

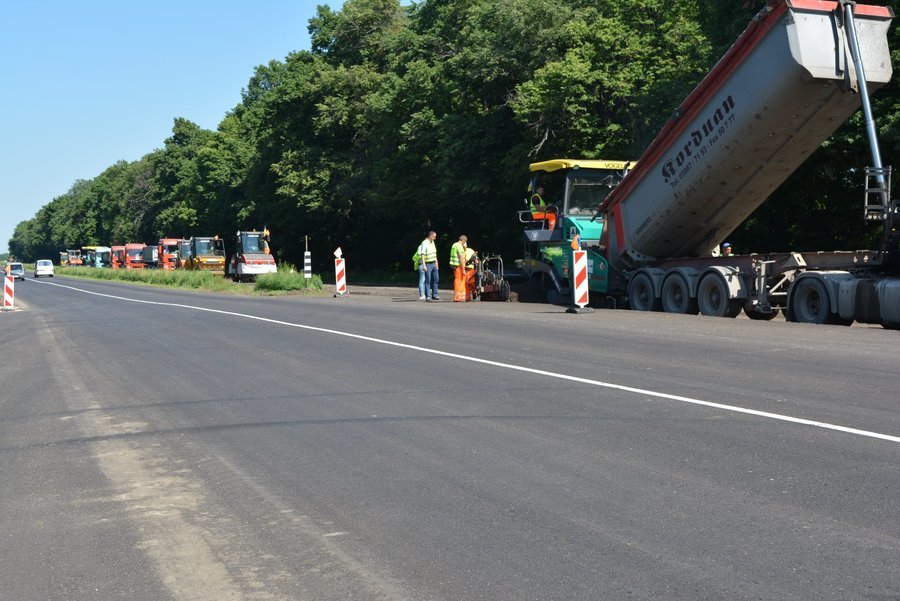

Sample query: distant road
[2,277,898,601]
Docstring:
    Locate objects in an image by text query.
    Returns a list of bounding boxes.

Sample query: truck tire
[789,277,841,325]
[628,273,660,311]
[661,274,698,314]
[697,273,741,318]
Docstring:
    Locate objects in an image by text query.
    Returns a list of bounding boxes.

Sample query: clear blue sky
[0,0,337,254]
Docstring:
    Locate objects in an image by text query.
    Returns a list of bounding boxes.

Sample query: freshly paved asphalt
[1,276,898,600]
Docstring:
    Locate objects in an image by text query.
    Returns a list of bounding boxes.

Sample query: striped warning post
[304,251,312,279]
[334,258,348,297]
[3,275,14,309]
[572,250,588,308]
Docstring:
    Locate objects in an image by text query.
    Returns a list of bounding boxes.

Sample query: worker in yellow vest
[418,230,439,300]
[530,186,557,232]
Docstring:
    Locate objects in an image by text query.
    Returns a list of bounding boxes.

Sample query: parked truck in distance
[521,0,899,328]
[183,236,226,274]
[227,229,276,282]
[141,245,159,268]
[157,238,181,270]
[111,245,126,269]
[124,243,146,269]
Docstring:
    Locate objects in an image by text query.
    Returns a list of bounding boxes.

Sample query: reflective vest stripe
[420,240,437,263]
[449,242,465,267]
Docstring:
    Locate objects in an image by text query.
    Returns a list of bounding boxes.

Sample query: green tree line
[9,0,899,270]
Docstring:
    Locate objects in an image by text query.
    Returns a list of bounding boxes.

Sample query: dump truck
[183,236,226,274]
[226,229,277,282]
[521,0,899,328]
[141,245,159,268]
[124,243,146,269]
[157,238,181,270]
[111,245,126,269]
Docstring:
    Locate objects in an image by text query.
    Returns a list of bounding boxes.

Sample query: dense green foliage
[9,0,899,267]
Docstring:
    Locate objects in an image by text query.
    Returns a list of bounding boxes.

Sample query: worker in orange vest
[450,235,469,302]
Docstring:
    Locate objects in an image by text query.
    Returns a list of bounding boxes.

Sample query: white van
[34,259,54,278]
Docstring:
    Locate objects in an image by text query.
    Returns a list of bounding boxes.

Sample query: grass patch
[254,263,323,292]
[58,266,235,291]
[56,265,324,295]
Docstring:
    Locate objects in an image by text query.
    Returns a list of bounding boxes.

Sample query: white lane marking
[35,279,900,445]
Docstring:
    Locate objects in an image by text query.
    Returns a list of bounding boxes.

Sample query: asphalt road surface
[2,277,898,601]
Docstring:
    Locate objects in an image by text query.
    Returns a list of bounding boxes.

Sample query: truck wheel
[661,274,698,314]
[628,273,660,311]
[697,273,741,317]
[790,277,838,324]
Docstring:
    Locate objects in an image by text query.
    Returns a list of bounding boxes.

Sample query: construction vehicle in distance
[59,251,68,265]
[124,243,146,269]
[141,245,159,268]
[520,0,899,328]
[83,246,111,268]
[226,229,277,282]
[111,246,126,269]
[157,238,181,270]
[81,246,104,268]
[82,246,96,267]
[176,239,191,268]
[183,236,226,274]
[65,249,83,266]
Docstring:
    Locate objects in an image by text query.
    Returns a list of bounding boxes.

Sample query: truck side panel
[602,1,893,271]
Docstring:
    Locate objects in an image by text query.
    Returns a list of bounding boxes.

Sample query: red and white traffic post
[572,249,589,308]
[3,275,14,310]
[333,247,348,297]
[566,236,592,313]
